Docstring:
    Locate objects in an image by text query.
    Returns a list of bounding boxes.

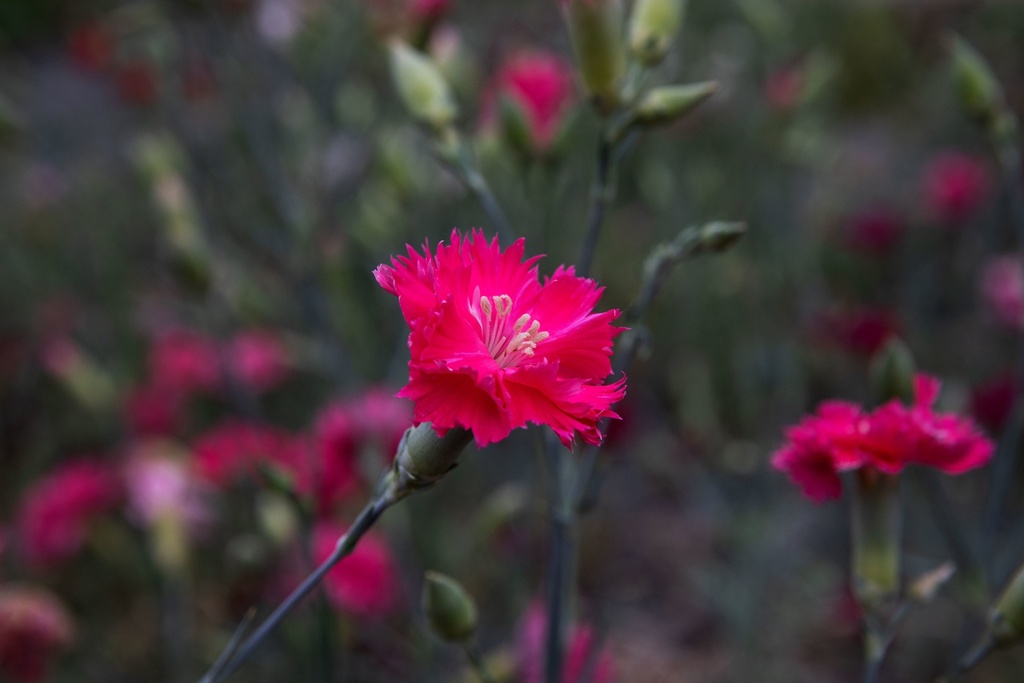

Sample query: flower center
[477,294,549,368]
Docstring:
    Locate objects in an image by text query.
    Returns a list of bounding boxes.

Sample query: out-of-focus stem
[577,133,614,279]
[464,643,499,683]
[544,433,574,683]
[453,136,517,244]
[199,495,390,683]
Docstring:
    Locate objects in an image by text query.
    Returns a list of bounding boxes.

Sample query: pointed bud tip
[423,571,478,642]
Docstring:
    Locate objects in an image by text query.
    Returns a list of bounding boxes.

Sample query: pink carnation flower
[313,522,400,617]
[980,255,1024,330]
[495,51,575,154]
[123,383,183,436]
[16,460,122,569]
[517,602,615,683]
[971,373,1016,433]
[0,586,75,683]
[922,151,991,224]
[150,330,222,396]
[374,230,626,448]
[773,374,993,502]
[225,330,291,394]
[842,207,904,254]
[817,307,900,358]
[315,388,412,466]
[123,446,213,537]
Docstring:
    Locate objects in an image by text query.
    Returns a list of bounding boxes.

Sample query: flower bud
[629,0,685,66]
[992,563,1024,646]
[387,423,473,502]
[628,81,717,129]
[870,337,916,406]
[851,469,901,616]
[422,571,478,642]
[949,34,1003,128]
[561,0,626,114]
[388,39,458,130]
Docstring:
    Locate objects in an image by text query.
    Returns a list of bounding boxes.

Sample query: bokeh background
[2,0,1024,681]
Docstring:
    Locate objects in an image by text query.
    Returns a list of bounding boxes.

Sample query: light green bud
[388,40,458,130]
[562,0,626,114]
[950,34,1002,126]
[992,564,1024,646]
[629,0,685,66]
[870,338,916,406]
[423,571,478,642]
[630,81,717,128]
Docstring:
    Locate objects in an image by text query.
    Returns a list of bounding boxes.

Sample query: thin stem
[577,134,614,279]
[199,496,391,683]
[939,633,997,682]
[454,137,516,244]
[464,643,499,683]
[544,433,574,683]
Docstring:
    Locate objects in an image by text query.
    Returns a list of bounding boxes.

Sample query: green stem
[544,433,574,683]
[455,138,517,244]
[577,133,614,279]
[199,493,392,683]
[465,643,499,683]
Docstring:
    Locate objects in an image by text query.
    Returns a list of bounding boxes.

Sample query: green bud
[870,338,916,406]
[423,571,478,642]
[949,34,1003,128]
[992,564,1024,646]
[498,95,535,159]
[386,423,473,502]
[562,0,626,114]
[629,0,685,66]
[851,470,901,616]
[388,39,458,130]
[629,81,717,129]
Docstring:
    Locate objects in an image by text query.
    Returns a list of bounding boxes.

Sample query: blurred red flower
[819,308,900,358]
[773,374,993,502]
[313,522,400,617]
[16,461,122,569]
[0,586,75,683]
[225,330,292,394]
[922,151,991,224]
[123,383,183,436]
[970,373,1016,433]
[494,51,575,154]
[375,230,625,448]
[150,330,222,396]
[980,255,1024,330]
[67,21,112,73]
[410,0,451,21]
[843,207,904,254]
[114,59,160,107]
[517,601,615,683]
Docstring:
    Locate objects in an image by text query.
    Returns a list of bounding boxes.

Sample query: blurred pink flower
[123,383,183,436]
[843,207,904,254]
[0,586,75,683]
[922,151,992,224]
[764,64,804,111]
[16,460,122,569]
[971,373,1016,433]
[194,422,358,515]
[67,21,112,73]
[410,0,451,21]
[313,522,400,617]
[494,51,575,154]
[517,602,615,683]
[980,255,1024,329]
[114,59,159,107]
[225,330,291,393]
[819,308,900,358]
[374,229,625,448]
[150,330,221,396]
[316,388,412,465]
[123,446,213,537]
[773,374,993,502]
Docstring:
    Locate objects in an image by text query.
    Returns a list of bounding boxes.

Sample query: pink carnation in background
[150,330,221,396]
[842,207,904,254]
[922,151,991,224]
[375,229,626,448]
[409,0,450,21]
[123,445,213,538]
[225,330,292,394]
[971,373,1016,433]
[773,374,993,502]
[122,383,184,436]
[16,460,122,569]
[980,255,1024,330]
[313,522,400,617]
[817,307,900,358]
[518,602,615,683]
[0,586,76,683]
[493,51,575,154]
[315,388,412,465]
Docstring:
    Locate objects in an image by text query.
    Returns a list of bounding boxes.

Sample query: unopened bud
[498,95,535,159]
[423,571,478,642]
[562,0,626,114]
[387,423,473,502]
[851,469,901,616]
[992,563,1024,646]
[870,338,915,406]
[630,81,717,129]
[629,0,685,66]
[388,40,458,130]
[949,34,1003,129]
